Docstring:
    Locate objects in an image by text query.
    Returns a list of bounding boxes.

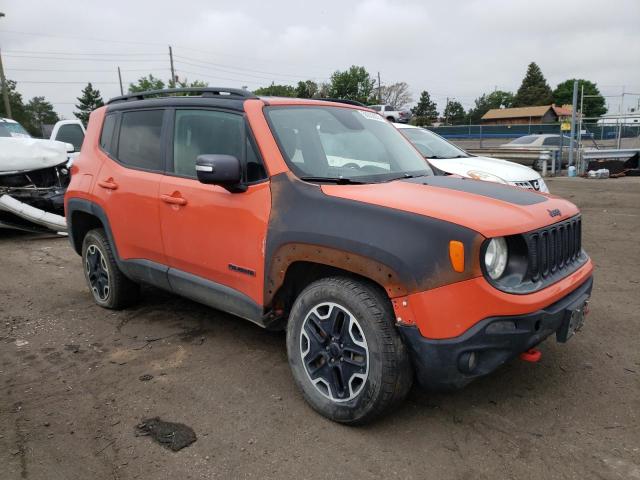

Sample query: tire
[286,276,413,424]
[386,116,395,122]
[81,228,140,309]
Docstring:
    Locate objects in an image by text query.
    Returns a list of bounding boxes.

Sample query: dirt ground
[1,177,639,480]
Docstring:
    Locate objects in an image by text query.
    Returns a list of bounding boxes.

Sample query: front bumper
[398,276,593,390]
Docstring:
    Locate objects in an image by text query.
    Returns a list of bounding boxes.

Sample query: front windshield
[266,106,432,182]
[508,136,537,145]
[399,127,469,159]
[1,121,31,138]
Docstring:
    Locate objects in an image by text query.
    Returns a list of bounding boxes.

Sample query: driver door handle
[97,178,118,190]
[160,193,188,206]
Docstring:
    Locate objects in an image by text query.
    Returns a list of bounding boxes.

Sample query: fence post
[479,124,483,149]
[539,150,551,177]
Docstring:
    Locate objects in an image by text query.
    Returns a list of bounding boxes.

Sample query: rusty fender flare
[265,243,408,305]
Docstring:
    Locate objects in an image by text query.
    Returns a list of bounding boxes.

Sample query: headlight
[467,170,508,184]
[484,237,508,280]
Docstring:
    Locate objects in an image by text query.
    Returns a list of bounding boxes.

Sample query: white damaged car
[396,124,549,193]
[0,120,78,232]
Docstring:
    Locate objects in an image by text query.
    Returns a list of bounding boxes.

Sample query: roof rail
[107,87,257,104]
[316,98,367,107]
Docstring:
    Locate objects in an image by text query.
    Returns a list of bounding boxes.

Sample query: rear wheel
[286,276,412,424]
[81,229,139,309]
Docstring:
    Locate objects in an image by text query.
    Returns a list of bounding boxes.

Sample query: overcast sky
[1,0,639,120]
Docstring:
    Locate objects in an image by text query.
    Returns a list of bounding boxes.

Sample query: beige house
[481,104,574,125]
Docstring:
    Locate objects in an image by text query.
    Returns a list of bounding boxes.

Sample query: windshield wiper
[299,176,367,185]
[385,173,429,182]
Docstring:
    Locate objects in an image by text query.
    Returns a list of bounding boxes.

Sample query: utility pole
[0,12,12,119]
[568,80,578,168]
[617,85,625,149]
[377,72,381,104]
[117,66,124,95]
[169,45,176,87]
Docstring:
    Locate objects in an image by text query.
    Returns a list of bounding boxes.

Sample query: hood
[0,138,68,174]
[428,155,540,182]
[321,176,578,238]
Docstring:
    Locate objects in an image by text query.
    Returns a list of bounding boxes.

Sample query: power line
[4,49,165,57]
[174,55,328,80]
[5,67,168,73]
[3,54,164,63]
[14,80,121,84]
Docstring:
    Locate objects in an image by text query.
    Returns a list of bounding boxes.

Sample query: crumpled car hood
[0,137,68,174]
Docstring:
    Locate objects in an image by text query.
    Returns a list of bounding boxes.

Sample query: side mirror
[65,142,75,153]
[195,154,246,192]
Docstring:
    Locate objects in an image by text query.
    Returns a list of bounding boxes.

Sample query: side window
[116,110,164,170]
[385,105,393,111]
[542,137,560,146]
[55,124,85,151]
[99,114,117,154]
[173,109,243,178]
[370,105,381,112]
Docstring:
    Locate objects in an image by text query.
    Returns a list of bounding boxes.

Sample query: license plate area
[556,299,589,343]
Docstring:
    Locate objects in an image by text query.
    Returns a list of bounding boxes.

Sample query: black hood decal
[402,176,547,206]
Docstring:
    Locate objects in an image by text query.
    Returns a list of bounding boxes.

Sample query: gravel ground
[1,177,639,480]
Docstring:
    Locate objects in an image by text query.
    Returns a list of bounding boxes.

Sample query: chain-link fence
[425,122,640,150]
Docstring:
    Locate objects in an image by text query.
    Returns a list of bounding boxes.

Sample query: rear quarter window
[99,114,117,154]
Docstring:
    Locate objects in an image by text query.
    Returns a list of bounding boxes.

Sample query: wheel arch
[266,244,408,315]
[66,198,116,257]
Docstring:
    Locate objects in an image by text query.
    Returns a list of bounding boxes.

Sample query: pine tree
[443,99,466,125]
[74,83,104,126]
[513,62,553,107]
[411,90,438,126]
[25,96,59,136]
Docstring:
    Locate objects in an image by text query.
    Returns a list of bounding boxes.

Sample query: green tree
[0,79,31,130]
[553,79,606,118]
[25,96,59,136]
[169,77,209,89]
[443,99,466,124]
[411,90,438,126]
[128,74,165,93]
[253,83,297,97]
[328,66,375,104]
[295,80,319,98]
[513,62,553,107]
[74,83,104,127]
[467,90,515,123]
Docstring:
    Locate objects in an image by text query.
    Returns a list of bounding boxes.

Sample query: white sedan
[396,124,549,193]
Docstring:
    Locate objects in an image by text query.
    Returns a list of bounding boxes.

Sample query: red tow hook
[520,348,542,363]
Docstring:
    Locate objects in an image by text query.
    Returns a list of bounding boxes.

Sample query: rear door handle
[160,193,188,206]
[97,178,118,190]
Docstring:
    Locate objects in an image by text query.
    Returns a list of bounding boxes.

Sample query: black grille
[525,216,582,282]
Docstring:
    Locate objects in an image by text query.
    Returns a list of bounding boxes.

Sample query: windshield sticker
[358,110,386,122]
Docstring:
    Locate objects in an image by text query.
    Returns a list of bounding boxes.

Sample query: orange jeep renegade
[65,88,593,424]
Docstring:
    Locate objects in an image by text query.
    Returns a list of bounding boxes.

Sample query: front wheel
[286,277,412,424]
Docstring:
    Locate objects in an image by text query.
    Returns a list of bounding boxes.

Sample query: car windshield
[266,106,433,182]
[508,136,537,145]
[399,127,469,159]
[0,121,31,138]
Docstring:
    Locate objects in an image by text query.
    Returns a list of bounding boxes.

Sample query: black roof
[106,87,256,105]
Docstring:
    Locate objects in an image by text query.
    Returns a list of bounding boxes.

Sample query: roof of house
[482,105,553,120]
[482,104,575,121]
[552,104,573,117]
